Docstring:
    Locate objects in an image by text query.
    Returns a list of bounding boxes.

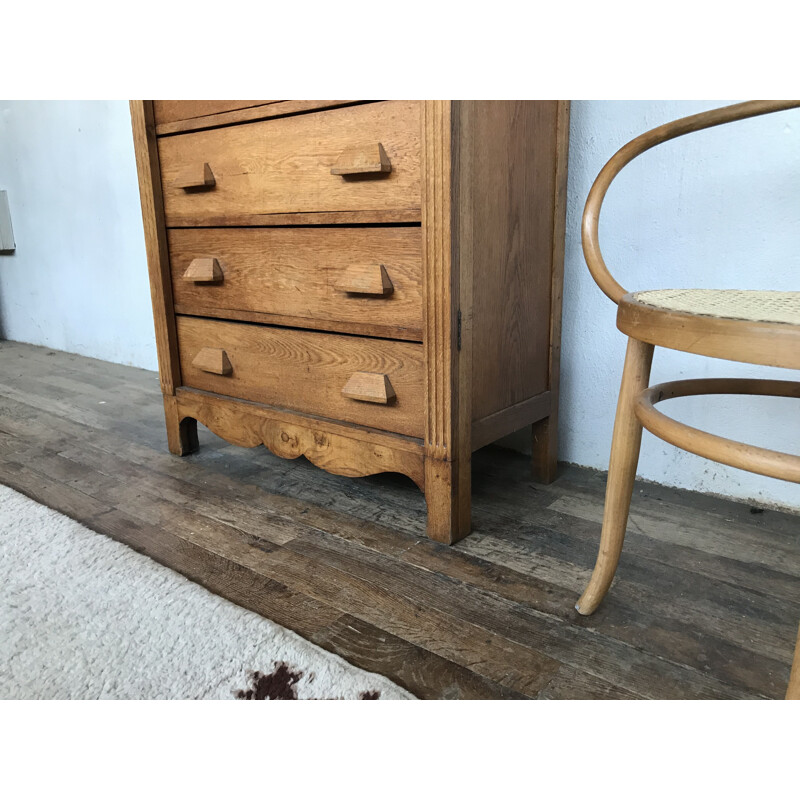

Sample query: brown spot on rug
[235,663,384,700]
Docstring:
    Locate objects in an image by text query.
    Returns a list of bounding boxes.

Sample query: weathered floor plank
[1,339,798,699]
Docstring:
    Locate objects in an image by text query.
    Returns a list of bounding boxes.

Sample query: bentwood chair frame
[575,100,800,699]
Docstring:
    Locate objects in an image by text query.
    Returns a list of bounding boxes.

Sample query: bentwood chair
[575,100,800,700]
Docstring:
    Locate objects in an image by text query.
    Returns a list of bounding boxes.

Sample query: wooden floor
[1,340,799,699]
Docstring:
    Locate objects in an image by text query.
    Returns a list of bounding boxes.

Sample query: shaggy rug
[0,484,413,700]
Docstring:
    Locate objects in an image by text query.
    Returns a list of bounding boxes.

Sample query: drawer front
[169,227,423,340]
[158,101,420,226]
[153,101,278,126]
[177,316,424,438]
[153,101,356,135]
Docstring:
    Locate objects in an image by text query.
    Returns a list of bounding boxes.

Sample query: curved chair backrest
[582,100,800,305]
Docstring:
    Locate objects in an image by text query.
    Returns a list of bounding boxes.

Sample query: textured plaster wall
[0,101,157,370]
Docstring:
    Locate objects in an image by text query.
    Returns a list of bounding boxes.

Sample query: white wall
[0,100,798,510]
[0,101,157,369]
[560,101,800,511]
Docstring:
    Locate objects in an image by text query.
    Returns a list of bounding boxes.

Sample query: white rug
[0,484,413,700]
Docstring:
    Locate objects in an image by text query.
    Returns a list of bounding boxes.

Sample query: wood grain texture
[422,100,458,462]
[163,394,198,456]
[331,142,392,175]
[576,337,654,615]
[341,372,396,404]
[531,100,570,484]
[788,626,800,699]
[310,614,526,699]
[153,101,279,126]
[129,101,181,396]
[168,226,423,341]
[635,378,800,483]
[173,161,215,190]
[154,101,358,136]
[175,388,424,488]
[335,263,394,296]
[168,209,422,227]
[467,101,560,421]
[618,293,800,370]
[421,100,472,544]
[158,101,420,225]
[531,416,556,482]
[176,316,425,438]
[269,527,752,699]
[472,391,551,452]
[2,341,799,700]
[135,99,566,546]
[191,347,232,375]
[182,257,223,283]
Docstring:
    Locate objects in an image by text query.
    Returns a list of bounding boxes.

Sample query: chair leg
[576,337,654,615]
[787,624,800,699]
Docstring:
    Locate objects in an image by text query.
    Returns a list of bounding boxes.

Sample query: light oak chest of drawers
[131,100,569,544]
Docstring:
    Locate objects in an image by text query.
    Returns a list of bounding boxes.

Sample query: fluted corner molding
[421,100,457,462]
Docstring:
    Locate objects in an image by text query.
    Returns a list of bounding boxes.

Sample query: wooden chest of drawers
[131,100,569,544]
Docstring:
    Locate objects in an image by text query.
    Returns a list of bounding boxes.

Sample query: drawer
[177,316,424,438]
[154,101,278,127]
[169,227,423,341]
[153,101,356,135]
[158,101,420,226]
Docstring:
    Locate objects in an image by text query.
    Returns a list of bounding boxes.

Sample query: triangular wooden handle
[191,347,232,376]
[341,372,396,404]
[182,257,223,283]
[174,162,216,190]
[335,264,393,296]
[330,143,392,176]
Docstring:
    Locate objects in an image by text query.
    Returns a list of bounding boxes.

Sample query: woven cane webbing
[632,289,800,326]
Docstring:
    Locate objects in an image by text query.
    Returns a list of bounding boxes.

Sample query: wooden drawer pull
[335,264,394,296]
[192,347,232,375]
[342,372,396,404]
[174,162,216,190]
[182,257,223,284]
[330,143,392,176]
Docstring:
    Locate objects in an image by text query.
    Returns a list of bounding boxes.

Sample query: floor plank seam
[3,340,799,699]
